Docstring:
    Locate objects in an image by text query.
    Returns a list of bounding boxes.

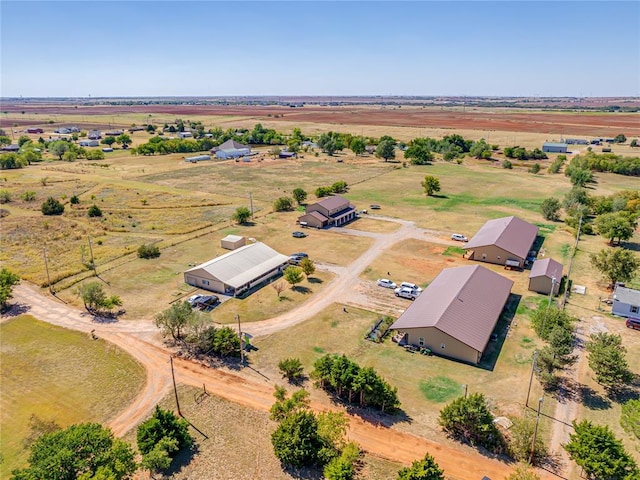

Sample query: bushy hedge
[137,244,160,259]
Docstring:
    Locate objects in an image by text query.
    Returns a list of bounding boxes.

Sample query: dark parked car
[370,204,381,210]
[193,295,220,310]
[292,231,307,238]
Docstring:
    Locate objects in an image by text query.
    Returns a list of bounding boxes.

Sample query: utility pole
[529,396,544,464]
[249,192,254,220]
[170,355,182,416]
[235,314,244,366]
[43,247,53,294]
[562,215,582,309]
[87,236,97,276]
[526,350,538,408]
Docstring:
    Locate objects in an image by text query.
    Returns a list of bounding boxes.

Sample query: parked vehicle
[370,204,381,210]
[377,278,397,289]
[187,294,204,306]
[451,233,468,242]
[291,252,308,258]
[395,287,418,300]
[626,318,640,330]
[193,295,220,310]
[400,282,423,293]
[292,231,307,238]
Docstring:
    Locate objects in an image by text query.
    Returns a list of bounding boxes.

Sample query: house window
[631,306,639,314]
[419,337,425,346]
[202,280,209,285]
[440,343,446,349]
[482,254,487,260]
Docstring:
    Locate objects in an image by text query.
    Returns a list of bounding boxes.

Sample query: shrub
[138,244,161,259]
[87,205,102,217]
[502,159,513,169]
[273,196,294,211]
[70,195,80,204]
[0,190,11,204]
[41,197,64,215]
[20,191,36,202]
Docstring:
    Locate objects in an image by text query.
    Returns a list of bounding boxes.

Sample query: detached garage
[184,242,289,297]
[528,258,563,296]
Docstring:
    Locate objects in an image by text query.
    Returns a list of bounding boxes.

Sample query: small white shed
[221,235,246,250]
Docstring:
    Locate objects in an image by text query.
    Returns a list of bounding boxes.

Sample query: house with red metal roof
[464,216,538,269]
[390,265,513,364]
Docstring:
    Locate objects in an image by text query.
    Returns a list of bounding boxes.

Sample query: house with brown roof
[390,265,514,364]
[464,216,538,269]
[528,258,562,295]
[297,195,356,228]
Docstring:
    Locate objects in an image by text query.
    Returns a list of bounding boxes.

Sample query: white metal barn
[184,242,289,296]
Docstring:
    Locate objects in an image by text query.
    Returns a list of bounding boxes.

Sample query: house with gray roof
[464,216,538,269]
[390,265,514,364]
[297,195,356,228]
[542,142,568,153]
[528,258,563,296]
[211,139,251,159]
[612,285,640,320]
[184,242,289,297]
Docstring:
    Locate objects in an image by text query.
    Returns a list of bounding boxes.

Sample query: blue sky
[1,1,638,97]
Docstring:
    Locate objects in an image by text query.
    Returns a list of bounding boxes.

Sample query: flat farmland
[3,103,639,137]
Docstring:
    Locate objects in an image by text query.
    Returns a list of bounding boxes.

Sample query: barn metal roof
[185,242,289,288]
[464,216,538,260]
[390,265,513,352]
[529,257,563,280]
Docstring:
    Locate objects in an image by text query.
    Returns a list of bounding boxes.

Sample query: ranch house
[298,195,356,229]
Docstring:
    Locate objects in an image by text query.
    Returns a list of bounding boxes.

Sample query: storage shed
[542,142,568,153]
[221,235,246,250]
[528,258,563,295]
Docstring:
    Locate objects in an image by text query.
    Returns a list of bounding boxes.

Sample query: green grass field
[0,315,146,477]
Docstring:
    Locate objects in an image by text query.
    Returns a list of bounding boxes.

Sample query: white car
[451,233,468,242]
[395,287,419,300]
[400,282,423,293]
[187,294,204,306]
[377,278,397,289]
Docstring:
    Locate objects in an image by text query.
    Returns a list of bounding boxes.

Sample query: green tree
[76,282,122,313]
[271,410,324,467]
[349,137,366,156]
[506,464,541,480]
[116,134,131,147]
[630,139,638,147]
[528,163,541,174]
[541,197,561,221]
[502,159,513,169]
[530,306,574,341]
[614,133,627,143]
[101,136,116,148]
[375,140,396,162]
[421,175,441,196]
[564,420,638,479]
[0,268,20,310]
[404,143,434,165]
[508,416,547,463]
[396,452,444,480]
[278,358,304,382]
[140,438,176,474]
[154,301,194,341]
[273,196,294,211]
[299,257,315,277]
[590,248,640,286]
[438,393,504,453]
[595,212,636,245]
[292,187,307,205]
[270,387,311,422]
[70,195,80,205]
[11,423,136,480]
[621,399,640,440]
[566,167,594,187]
[283,265,304,289]
[469,139,493,160]
[88,204,103,217]
[232,206,251,224]
[0,135,10,146]
[48,140,69,160]
[586,332,633,391]
[41,197,64,215]
[18,135,31,147]
[137,406,191,471]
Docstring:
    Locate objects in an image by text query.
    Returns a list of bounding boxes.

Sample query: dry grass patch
[344,216,402,233]
[213,270,334,324]
[0,315,146,475]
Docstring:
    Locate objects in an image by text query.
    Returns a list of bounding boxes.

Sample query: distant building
[0,144,20,152]
[542,142,568,153]
[177,131,193,139]
[79,139,99,147]
[563,138,587,145]
[612,285,640,320]
[212,139,251,159]
[88,130,102,140]
[297,195,356,228]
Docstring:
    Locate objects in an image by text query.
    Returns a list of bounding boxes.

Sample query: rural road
[3,218,553,479]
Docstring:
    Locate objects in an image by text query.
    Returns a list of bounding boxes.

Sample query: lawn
[0,315,146,477]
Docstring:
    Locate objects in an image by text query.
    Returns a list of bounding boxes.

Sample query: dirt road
[4,219,553,478]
